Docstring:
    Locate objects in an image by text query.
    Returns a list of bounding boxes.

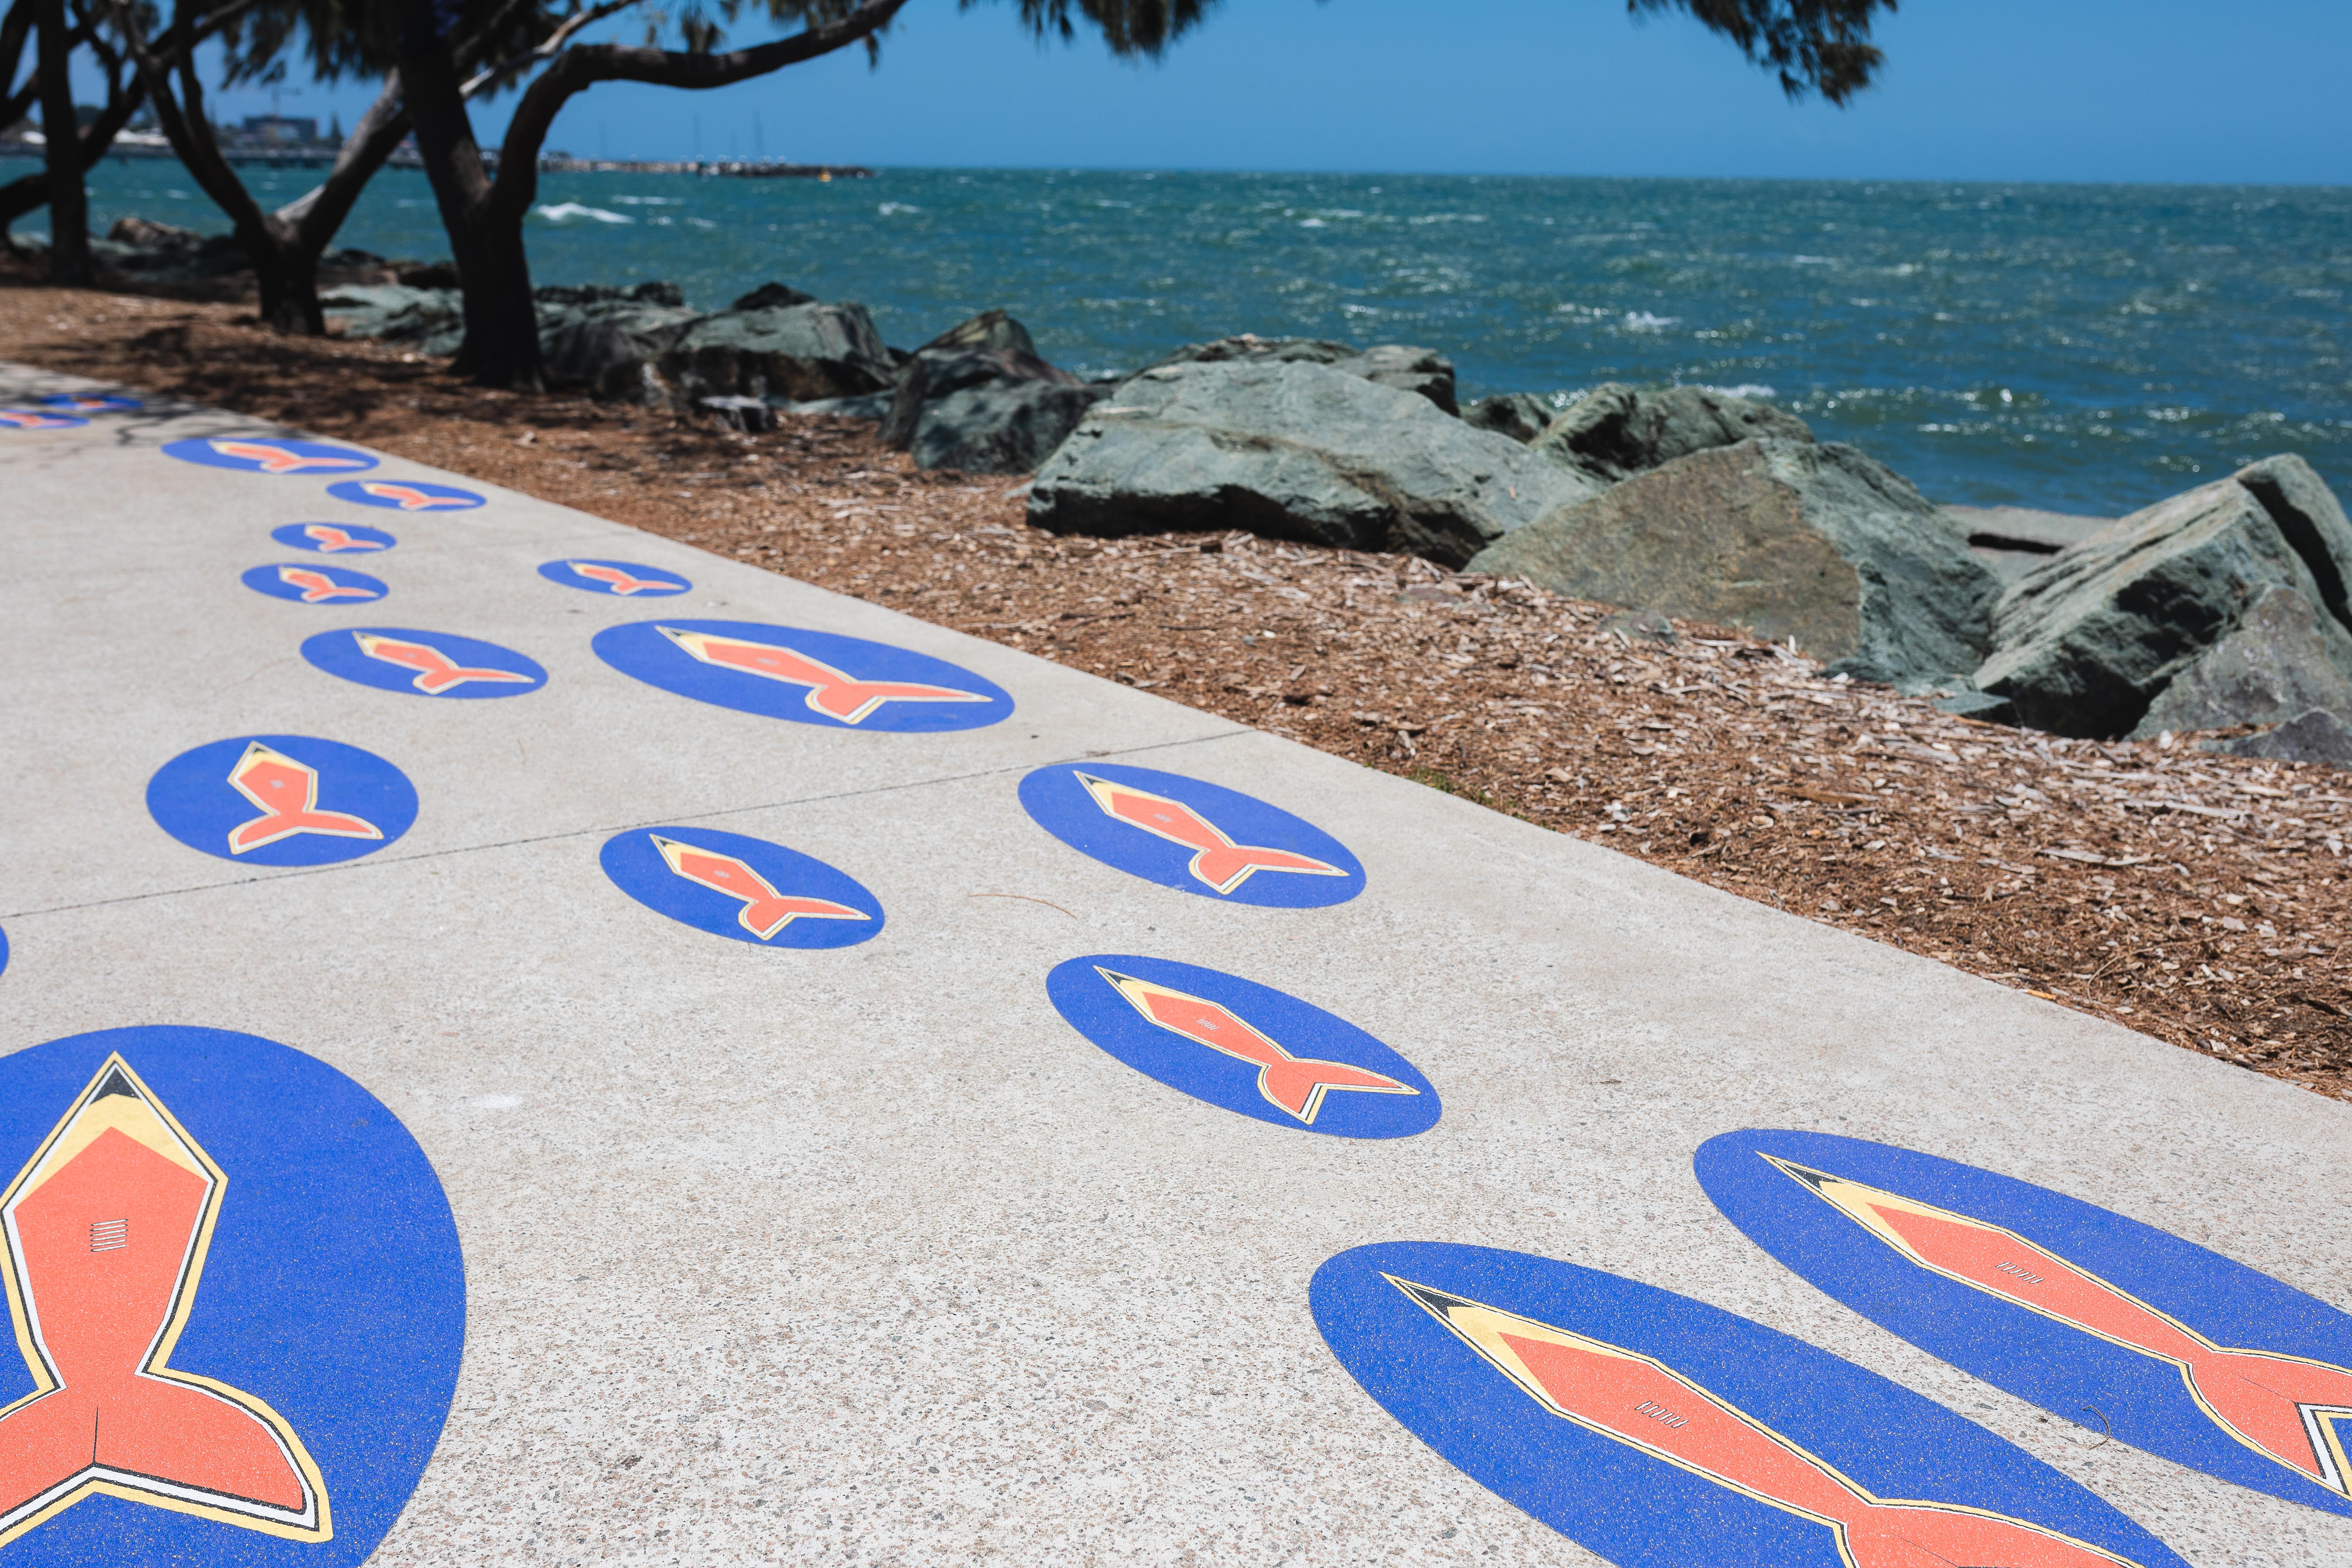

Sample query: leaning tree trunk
[32,0,86,284]
[448,210,542,388]
[250,229,323,335]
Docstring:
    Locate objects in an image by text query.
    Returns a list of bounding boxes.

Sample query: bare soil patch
[7,280,2346,1099]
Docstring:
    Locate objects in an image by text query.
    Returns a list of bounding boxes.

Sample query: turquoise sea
[24,160,2352,517]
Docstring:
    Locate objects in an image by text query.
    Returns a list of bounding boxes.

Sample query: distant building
[239,114,319,146]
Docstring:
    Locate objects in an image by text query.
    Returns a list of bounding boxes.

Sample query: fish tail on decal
[1841,1505,2140,1568]
[1189,844,1345,895]
[2183,1351,2352,1495]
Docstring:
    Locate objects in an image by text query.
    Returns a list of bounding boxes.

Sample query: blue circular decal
[300,628,546,701]
[1698,1129,2352,1518]
[0,410,86,431]
[240,564,387,606]
[147,735,418,866]
[161,436,376,476]
[270,523,396,555]
[37,392,142,413]
[1311,1242,2188,1568]
[537,558,691,597]
[0,1025,462,1564]
[1018,762,1362,906]
[599,825,882,949]
[324,479,483,512]
[1045,954,1436,1138]
[591,620,1013,732]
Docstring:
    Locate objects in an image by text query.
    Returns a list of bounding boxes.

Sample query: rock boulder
[2203,709,2352,770]
[1461,392,1560,444]
[1974,455,2352,737]
[1146,335,1458,414]
[1467,438,2000,688]
[321,283,464,357]
[655,293,895,405]
[878,312,1108,474]
[1028,358,1601,564]
[1532,382,1812,485]
[2127,586,2352,738]
[535,283,699,397]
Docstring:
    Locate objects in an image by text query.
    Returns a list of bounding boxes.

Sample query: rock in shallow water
[1531,382,1812,485]
[1027,359,1598,563]
[1466,438,1998,689]
[1974,455,2352,738]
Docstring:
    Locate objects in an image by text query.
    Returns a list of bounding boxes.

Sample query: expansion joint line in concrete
[0,728,1255,923]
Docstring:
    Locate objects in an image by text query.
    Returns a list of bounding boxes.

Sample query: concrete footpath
[2,363,2348,1568]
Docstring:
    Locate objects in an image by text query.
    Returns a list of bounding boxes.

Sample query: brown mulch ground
[6,280,2347,1099]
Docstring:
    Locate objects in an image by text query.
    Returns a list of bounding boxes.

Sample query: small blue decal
[147,735,418,866]
[1698,1129,2352,1517]
[537,559,691,597]
[0,410,86,430]
[1045,954,1436,1138]
[36,392,142,413]
[1312,1241,2188,1568]
[324,479,483,512]
[271,523,396,554]
[599,825,882,948]
[300,628,546,700]
[0,1025,463,1563]
[592,620,1012,732]
[1018,762,1362,905]
[160,436,375,475]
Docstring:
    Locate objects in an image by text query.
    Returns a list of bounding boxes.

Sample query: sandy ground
[4,279,2345,1099]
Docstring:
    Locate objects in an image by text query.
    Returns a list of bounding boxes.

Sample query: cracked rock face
[1026,358,1597,564]
[2128,584,2352,740]
[1530,381,1814,486]
[1466,437,1999,690]
[1976,455,2352,738]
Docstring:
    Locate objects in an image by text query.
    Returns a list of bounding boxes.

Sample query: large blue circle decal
[300,628,546,700]
[599,825,883,948]
[1045,954,1436,1138]
[1698,1129,2352,1518]
[161,436,376,476]
[0,1024,463,1564]
[1311,1242,2187,1568]
[147,736,418,866]
[240,564,387,606]
[270,524,394,555]
[1018,762,1362,906]
[592,620,1013,732]
[324,479,483,513]
[537,559,690,597]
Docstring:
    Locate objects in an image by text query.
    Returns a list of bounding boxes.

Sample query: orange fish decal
[301,525,385,552]
[569,562,674,595]
[352,632,534,695]
[0,1055,330,1545]
[650,834,870,940]
[1095,968,1415,1125]
[209,439,368,473]
[1769,1157,2352,1497]
[1393,1276,2141,1568]
[1072,771,1346,894]
[658,627,987,724]
[224,742,384,855]
[275,565,378,603]
[356,483,471,511]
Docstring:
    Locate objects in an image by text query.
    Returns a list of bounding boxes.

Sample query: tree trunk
[450,216,541,388]
[33,0,86,284]
[253,230,323,334]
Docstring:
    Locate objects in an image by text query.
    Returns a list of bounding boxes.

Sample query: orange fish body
[659,627,985,724]
[0,1057,328,1543]
[650,835,869,940]
[1097,968,1413,1124]
[275,566,377,603]
[210,439,368,473]
[570,562,671,595]
[301,526,382,552]
[225,742,383,854]
[352,632,532,695]
[1073,771,1344,894]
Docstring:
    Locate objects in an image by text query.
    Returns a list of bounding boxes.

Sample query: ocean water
[26,160,2352,516]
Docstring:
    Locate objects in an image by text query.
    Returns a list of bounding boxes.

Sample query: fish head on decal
[0,408,88,430]
[301,627,547,700]
[35,392,142,413]
[537,558,691,597]
[1312,1241,2189,1568]
[1045,955,1436,1138]
[161,436,377,474]
[325,478,484,512]
[591,620,1014,731]
[1698,1129,2352,1518]
[600,825,883,948]
[147,734,418,866]
[1018,761,1363,905]
[273,522,396,554]
[241,563,388,605]
[0,1025,461,1562]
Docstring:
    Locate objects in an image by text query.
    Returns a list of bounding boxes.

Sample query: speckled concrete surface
[4,364,2350,1567]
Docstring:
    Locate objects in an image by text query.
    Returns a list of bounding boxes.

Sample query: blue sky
[189,0,2348,183]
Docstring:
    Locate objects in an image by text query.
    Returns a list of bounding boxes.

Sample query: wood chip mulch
[6,280,2347,1100]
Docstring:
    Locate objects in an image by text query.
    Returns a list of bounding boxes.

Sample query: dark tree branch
[1629,0,1895,105]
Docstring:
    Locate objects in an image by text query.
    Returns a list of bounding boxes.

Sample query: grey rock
[321,283,464,357]
[1598,607,1676,644]
[729,281,815,311]
[656,298,896,405]
[536,286,699,396]
[881,332,1104,474]
[914,308,1038,358]
[1936,689,2018,723]
[539,280,686,309]
[1028,358,1601,564]
[699,395,776,434]
[777,392,895,420]
[106,215,202,251]
[2202,708,2352,770]
[1145,334,1458,413]
[1462,392,1562,444]
[92,219,248,282]
[1468,438,1999,689]
[1947,504,2118,586]
[1532,382,1813,485]
[1975,455,2352,738]
[2127,586,2352,738]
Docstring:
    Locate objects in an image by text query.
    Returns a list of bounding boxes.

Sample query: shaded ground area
[5,280,2346,1098]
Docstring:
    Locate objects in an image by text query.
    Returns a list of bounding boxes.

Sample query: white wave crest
[534,202,632,224]
[1704,383,1777,400]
